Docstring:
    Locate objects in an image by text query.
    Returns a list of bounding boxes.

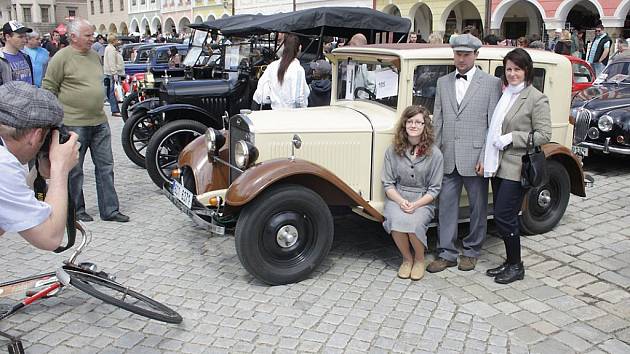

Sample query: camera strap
[33,159,76,253]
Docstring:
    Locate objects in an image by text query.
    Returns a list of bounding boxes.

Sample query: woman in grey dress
[382,105,444,280]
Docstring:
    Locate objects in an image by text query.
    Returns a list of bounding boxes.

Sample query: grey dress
[382,145,444,247]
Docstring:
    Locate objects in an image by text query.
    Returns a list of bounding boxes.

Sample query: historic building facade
[87,0,128,34]
[1,0,87,34]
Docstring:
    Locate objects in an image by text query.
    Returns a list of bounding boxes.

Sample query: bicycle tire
[66,270,182,324]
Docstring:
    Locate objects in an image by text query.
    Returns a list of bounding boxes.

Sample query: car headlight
[234,140,259,169]
[598,115,613,132]
[145,72,154,83]
[205,128,225,156]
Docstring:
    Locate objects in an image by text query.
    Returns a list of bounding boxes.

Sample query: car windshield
[599,62,630,84]
[336,58,399,110]
[135,47,153,63]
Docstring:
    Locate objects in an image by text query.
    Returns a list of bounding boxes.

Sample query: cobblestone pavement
[1,113,629,353]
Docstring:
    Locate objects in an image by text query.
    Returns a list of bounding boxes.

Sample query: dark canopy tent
[188,14,266,32]
[220,7,411,41]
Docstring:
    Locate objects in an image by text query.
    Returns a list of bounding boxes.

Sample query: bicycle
[0,221,183,354]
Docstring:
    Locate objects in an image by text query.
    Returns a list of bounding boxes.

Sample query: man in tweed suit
[427,34,502,273]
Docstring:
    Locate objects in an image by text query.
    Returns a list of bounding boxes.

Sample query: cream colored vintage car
[164,44,586,285]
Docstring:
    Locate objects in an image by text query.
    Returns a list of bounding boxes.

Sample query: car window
[156,50,170,64]
[337,59,399,110]
[572,63,592,83]
[412,64,455,114]
[494,66,546,92]
[136,48,151,63]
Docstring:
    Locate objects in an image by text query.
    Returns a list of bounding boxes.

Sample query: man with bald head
[43,19,129,223]
[347,33,367,47]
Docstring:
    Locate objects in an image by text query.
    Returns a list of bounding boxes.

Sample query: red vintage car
[566,55,595,94]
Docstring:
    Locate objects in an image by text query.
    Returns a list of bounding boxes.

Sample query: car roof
[333,44,571,66]
[154,44,188,52]
[137,43,167,50]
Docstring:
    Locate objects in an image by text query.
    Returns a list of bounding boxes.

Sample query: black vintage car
[134,8,411,188]
[571,57,630,157]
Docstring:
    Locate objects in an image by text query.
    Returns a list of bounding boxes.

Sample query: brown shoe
[458,256,477,271]
[426,258,457,273]
[410,261,425,281]
[398,261,412,279]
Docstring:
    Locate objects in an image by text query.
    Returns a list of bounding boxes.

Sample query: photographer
[0,81,80,250]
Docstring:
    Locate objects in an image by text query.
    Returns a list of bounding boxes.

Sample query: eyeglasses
[406,120,425,126]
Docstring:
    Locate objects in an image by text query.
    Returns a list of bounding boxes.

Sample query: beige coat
[496,85,552,182]
[103,44,124,76]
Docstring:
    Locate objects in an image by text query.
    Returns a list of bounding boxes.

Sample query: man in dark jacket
[586,24,612,76]
[0,21,34,86]
[308,59,331,107]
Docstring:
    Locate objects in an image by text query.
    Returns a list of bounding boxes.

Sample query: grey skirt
[382,187,435,247]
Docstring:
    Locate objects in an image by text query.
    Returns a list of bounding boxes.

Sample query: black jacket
[308,79,331,107]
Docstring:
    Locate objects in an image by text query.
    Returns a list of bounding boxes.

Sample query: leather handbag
[521,130,547,188]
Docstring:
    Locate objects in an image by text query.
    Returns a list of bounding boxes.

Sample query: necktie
[456,73,467,80]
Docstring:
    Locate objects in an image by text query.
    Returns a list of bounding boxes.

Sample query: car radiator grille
[201,97,228,123]
[573,109,591,144]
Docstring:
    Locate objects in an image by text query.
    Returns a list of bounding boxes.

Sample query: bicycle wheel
[66,270,182,324]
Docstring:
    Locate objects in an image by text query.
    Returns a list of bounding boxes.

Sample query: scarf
[484,83,526,177]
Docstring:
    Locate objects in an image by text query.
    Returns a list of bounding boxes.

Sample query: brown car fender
[542,143,586,197]
[225,158,384,222]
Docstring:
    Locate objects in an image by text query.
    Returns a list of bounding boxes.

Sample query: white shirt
[0,140,51,233]
[455,66,477,105]
[253,59,310,110]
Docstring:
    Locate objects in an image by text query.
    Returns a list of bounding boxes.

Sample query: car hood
[247,105,374,133]
[573,84,630,111]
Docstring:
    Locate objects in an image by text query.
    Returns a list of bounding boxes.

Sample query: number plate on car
[172,180,194,209]
[572,145,588,157]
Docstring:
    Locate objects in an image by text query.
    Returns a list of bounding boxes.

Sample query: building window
[140,0,145,4]
[109,0,113,12]
[23,6,31,22]
[90,1,94,15]
[151,0,155,3]
[41,6,49,22]
[99,0,103,13]
[120,0,123,10]
[69,9,76,18]
[132,0,136,5]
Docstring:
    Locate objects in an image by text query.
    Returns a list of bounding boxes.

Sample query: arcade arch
[562,1,601,30]
[151,16,162,34]
[164,17,176,35]
[119,22,128,35]
[178,17,191,35]
[410,3,432,41]
[194,15,203,24]
[383,4,401,17]
[494,1,544,39]
[441,0,483,38]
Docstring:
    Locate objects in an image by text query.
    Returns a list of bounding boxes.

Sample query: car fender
[129,97,160,114]
[543,143,586,197]
[225,158,384,222]
[147,104,221,128]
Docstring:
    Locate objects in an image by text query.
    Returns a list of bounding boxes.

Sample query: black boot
[494,262,524,284]
[486,262,509,277]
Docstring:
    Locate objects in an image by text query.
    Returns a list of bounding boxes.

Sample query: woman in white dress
[382,105,444,280]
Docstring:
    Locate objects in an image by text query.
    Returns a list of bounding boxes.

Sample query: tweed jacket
[496,85,552,182]
[433,69,502,176]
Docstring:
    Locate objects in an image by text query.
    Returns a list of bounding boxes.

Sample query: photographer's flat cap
[0,81,63,129]
[310,59,332,76]
[451,33,482,52]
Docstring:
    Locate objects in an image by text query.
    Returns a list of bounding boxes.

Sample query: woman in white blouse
[253,34,309,110]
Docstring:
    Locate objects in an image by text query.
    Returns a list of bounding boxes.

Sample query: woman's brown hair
[277,33,300,85]
[393,105,434,156]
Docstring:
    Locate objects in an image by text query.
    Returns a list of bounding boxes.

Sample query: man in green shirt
[42,18,129,223]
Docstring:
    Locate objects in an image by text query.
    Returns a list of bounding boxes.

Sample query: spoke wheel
[521,160,571,234]
[121,110,159,168]
[145,120,207,188]
[235,184,334,285]
[67,269,182,323]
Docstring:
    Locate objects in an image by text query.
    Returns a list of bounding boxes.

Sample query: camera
[40,124,71,157]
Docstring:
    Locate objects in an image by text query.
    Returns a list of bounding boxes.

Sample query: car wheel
[121,110,159,168]
[235,184,334,285]
[121,92,139,122]
[145,120,207,188]
[521,160,571,235]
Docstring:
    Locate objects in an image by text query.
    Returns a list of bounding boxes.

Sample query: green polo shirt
[43,46,107,127]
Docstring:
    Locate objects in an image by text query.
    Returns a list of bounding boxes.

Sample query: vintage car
[571,57,630,157]
[567,55,595,94]
[138,7,411,188]
[163,44,586,285]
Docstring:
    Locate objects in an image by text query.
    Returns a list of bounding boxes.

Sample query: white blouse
[253,58,309,109]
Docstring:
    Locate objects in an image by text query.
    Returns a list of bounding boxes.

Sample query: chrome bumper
[577,139,630,155]
[162,186,226,235]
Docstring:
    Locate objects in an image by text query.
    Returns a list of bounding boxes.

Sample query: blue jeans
[104,75,120,114]
[591,62,605,77]
[68,123,121,219]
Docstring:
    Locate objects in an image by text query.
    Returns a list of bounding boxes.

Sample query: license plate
[172,180,194,209]
[572,145,588,156]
